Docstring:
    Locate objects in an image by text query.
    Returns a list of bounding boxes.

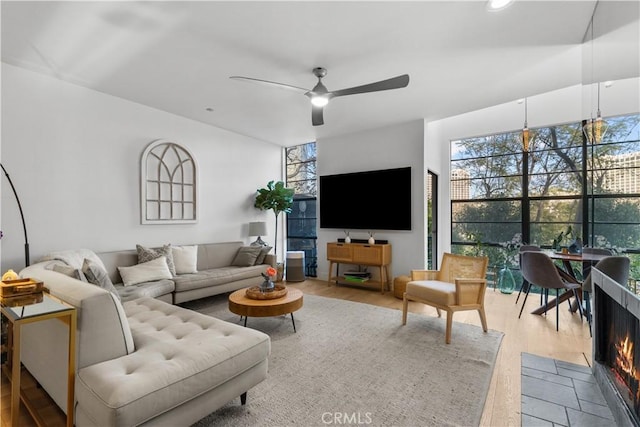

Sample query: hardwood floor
[1,279,592,427]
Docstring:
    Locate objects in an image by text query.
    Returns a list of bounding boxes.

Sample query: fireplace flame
[616,335,636,377]
[614,334,640,402]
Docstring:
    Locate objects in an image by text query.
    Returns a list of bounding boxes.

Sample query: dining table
[529,251,609,315]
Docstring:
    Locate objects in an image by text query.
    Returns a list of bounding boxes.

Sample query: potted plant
[254,181,294,278]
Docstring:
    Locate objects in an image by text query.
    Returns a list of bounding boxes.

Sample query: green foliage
[254,180,294,217]
[254,181,294,259]
[552,226,573,250]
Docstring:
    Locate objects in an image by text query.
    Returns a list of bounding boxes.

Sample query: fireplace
[592,267,640,426]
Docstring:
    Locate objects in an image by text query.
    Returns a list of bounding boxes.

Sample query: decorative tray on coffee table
[245,284,288,300]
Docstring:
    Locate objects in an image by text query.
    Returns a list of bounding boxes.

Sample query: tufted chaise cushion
[75,297,271,426]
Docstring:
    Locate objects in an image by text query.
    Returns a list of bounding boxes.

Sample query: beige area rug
[185,293,503,427]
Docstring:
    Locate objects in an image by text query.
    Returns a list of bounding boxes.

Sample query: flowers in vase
[261,266,277,281]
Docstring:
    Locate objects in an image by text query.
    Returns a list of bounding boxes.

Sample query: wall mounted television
[319,166,412,231]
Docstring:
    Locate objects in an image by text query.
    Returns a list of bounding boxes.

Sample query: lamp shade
[249,221,268,236]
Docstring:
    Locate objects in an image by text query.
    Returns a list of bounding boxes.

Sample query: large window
[451,113,640,284]
[286,142,317,277]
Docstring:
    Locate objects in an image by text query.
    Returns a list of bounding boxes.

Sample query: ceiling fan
[230,67,410,126]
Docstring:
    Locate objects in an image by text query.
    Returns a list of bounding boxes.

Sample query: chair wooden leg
[515,279,529,304]
[573,289,584,321]
[402,294,408,325]
[518,286,531,319]
[478,307,488,332]
[585,291,593,337]
[547,289,560,332]
[445,311,453,344]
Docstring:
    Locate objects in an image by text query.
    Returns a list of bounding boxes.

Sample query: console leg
[240,392,247,405]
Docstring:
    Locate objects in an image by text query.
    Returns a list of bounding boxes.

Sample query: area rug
[185,293,503,427]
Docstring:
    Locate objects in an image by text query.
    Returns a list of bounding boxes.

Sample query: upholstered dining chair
[402,253,488,344]
[515,245,543,305]
[582,256,630,334]
[580,247,614,281]
[519,251,584,331]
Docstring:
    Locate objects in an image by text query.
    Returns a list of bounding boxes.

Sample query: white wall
[316,120,425,281]
[426,77,640,260]
[1,63,283,271]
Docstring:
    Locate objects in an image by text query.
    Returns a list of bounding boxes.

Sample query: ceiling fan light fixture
[311,96,330,107]
[487,0,514,11]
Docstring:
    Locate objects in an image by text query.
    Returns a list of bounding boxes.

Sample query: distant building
[450,169,470,200]
[601,152,640,194]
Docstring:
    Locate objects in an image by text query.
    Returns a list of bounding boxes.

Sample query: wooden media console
[326,242,392,293]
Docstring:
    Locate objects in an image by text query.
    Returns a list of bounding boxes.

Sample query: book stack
[343,271,371,283]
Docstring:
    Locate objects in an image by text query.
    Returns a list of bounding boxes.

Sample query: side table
[1,293,76,427]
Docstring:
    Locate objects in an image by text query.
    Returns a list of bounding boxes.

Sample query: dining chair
[515,245,543,305]
[582,256,630,335]
[581,247,614,280]
[519,251,584,331]
[401,253,488,344]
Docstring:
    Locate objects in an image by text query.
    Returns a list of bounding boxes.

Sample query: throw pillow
[52,263,87,282]
[118,256,173,287]
[172,245,198,274]
[82,258,121,299]
[255,246,272,265]
[231,246,262,267]
[137,244,176,276]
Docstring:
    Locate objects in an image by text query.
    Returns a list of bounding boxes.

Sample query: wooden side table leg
[66,311,77,427]
[10,323,21,427]
[327,261,334,286]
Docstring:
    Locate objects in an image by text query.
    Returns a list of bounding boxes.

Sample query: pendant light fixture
[582,13,608,144]
[522,98,530,152]
[583,82,608,143]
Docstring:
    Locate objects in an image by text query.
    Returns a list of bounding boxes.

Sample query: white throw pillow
[172,245,198,274]
[118,256,172,287]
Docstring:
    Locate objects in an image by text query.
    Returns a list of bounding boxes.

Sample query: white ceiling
[3,0,636,146]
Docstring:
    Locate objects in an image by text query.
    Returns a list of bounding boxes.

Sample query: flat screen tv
[319,167,411,231]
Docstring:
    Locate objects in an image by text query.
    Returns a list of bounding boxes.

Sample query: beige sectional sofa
[97,241,275,303]
[18,241,274,426]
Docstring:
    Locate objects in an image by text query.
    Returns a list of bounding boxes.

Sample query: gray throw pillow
[137,244,176,276]
[231,246,262,267]
[255,246,272,265]
[82,258,121,300]
[53,263,87,282]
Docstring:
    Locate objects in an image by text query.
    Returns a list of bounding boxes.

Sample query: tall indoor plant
[254,180,294,260]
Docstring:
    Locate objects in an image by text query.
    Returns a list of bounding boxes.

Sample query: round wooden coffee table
[228,287,304,332]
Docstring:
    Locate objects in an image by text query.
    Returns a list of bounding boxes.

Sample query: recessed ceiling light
[487,0,514,11]
[205,107,214,112]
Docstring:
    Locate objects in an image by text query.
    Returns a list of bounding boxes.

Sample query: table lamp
[249,221,268,246]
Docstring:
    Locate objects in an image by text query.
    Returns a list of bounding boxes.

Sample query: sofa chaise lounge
[18,242,273,426]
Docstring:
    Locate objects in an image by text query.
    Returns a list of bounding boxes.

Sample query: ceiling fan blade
[331,74,410,98]
[229,76,309,94]
[312,105,324,126]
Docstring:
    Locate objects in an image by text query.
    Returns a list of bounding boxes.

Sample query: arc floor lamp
[1,163,30,267]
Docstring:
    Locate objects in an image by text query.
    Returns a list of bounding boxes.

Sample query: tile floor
[521,353,615,426]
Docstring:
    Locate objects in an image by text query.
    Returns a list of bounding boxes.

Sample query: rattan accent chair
[402,253,489,344]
